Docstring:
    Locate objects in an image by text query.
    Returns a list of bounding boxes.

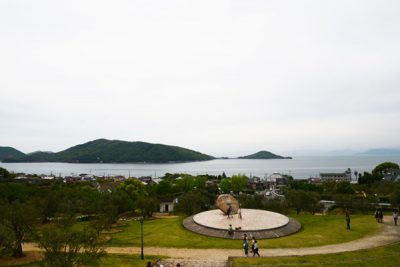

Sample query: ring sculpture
[216,194,239,215]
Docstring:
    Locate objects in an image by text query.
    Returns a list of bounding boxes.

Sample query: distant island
[1,139,215,163]
[239,150,292,159]
[0,146,25,161]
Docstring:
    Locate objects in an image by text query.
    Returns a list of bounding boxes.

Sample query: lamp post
[139,216,144,260]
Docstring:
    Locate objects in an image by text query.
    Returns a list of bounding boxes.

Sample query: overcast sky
[1,0,400,157]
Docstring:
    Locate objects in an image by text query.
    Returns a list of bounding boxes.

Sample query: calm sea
[1,156,400,179]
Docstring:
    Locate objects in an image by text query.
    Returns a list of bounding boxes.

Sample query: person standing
[346,212,350,230]
[243,234,249,256]
[227,205,232,219]
[253,240,260,257]
[379,210,384,223]
[393,210,398,226]
[228,224,234,236]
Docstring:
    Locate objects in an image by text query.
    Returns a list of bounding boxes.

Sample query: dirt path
[22,217,400,261]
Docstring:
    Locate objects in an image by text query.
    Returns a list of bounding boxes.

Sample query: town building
[320,168,352,182]
[158,198,178,213]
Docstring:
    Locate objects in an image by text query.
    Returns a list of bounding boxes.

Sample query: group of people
[375,210,384,223]
[374,209,399,226]
[243,233,260,257]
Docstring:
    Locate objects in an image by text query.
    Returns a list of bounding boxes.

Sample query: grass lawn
[0,254,161,267]
[231,242,400,266]
[107,214,380,249]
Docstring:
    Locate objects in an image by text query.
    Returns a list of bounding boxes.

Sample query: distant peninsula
[1,139,215,163]
[239,150,292,159]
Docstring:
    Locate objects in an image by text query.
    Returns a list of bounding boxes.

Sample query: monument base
[183,209,301,239]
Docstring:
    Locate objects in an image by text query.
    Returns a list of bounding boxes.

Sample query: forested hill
[239,150,292,159]
[0,146,26,161]
[2,139,215,163]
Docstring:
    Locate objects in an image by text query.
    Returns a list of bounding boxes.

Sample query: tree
[175,191,208,216]
[372,162,399,178]
[219,178,231,193]
[0,201,39,257]
[230,174,248,193]
[285,190,321,214]
[156,180,173,197]
[37,215,105,267]
[175,175,196,192]
[0,167,11,182]
[334,181,355,194]
[358,172,381,186]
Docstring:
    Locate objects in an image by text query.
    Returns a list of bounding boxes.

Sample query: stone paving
[154,259,228,267]
[193,209,289,231]
[183,215,301,239]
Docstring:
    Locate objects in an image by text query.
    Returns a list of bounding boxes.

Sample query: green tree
[334,181,355,194]
[230,174,248,193]
[37,215,105,267]
[175,175,196,192]
[358,172,381,186]
[156,180,173,197]
[285,189,321,214]
[0,167,11,182]
[372,162,399,178]
[0,201,39,257]
[175,191,208,216]
[219,178,232,193]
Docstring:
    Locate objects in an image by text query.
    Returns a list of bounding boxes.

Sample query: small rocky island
[239,150,292,159]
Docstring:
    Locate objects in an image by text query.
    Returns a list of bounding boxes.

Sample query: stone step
[154,259,228,267]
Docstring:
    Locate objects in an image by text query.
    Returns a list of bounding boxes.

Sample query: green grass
[98,254,161,267]
[231,242,400,266]
[107,214,380,249]
[1,254,161,267]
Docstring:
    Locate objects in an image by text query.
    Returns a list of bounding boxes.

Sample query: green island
[1,139,214,163]
[238,150,292,159]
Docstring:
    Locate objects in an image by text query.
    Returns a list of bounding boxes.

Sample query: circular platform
[193,209,289,231]
[183,209,301,239]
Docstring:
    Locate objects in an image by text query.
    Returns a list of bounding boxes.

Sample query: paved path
[22,217,400,265]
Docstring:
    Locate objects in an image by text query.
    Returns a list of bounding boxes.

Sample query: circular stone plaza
[183,209,301,239]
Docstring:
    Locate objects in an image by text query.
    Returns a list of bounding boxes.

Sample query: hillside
[0,146,26,161]
[239,150,292,159]
[3,139,215,163]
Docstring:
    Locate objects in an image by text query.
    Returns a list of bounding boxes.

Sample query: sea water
[1,155,400,179]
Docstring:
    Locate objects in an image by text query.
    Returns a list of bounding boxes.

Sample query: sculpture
[216,194,239,215]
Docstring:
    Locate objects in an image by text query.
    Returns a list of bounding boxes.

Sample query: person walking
[243,234,249,257]
[251,236,256,253]
[346,212,350,230]
[252,240,260,257]
[393,210,398,226]
[379,210,384,223]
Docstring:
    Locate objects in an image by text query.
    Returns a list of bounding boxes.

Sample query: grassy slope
[107,215,380,249]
